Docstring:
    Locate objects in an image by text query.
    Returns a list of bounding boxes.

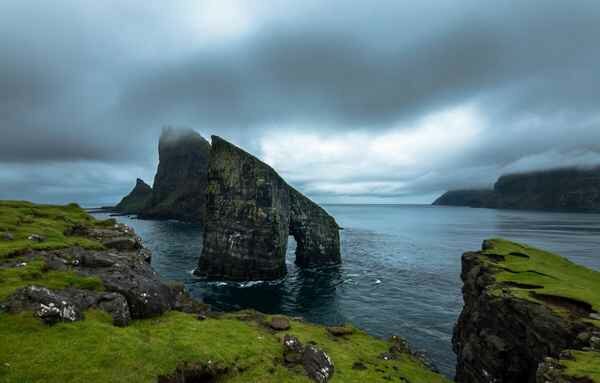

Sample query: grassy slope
[481,238,600,382]
[0,201,449,383]
[0,310,449,383]
[0,201,105,259]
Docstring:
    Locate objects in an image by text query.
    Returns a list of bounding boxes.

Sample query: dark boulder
[5,285,131,326]
[282,335,304,364]
[302,344,335,383]
[269,316,291,331]
[196,136,341,281]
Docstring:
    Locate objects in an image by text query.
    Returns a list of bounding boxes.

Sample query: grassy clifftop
[0,201,449,383]
[455,238,600,383]
[0,201,105,259]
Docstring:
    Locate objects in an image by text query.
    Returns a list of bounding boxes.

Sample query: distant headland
[433,166,600,211]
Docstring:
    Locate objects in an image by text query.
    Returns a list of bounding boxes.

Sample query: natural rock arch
[195,136,341,281]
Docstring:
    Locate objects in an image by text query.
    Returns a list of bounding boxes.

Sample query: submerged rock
[139,127,211,223]
[196,136,341,281]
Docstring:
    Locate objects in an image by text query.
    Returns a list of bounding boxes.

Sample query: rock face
[196,136,340,281]
[453,239,600,383]
[139,128,211,223]
[434,166,600,211]
[115,178,153,214]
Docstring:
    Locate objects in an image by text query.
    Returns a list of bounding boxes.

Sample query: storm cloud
[1,0,599,205]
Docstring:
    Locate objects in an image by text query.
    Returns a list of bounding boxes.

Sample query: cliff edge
[453,238,600,383]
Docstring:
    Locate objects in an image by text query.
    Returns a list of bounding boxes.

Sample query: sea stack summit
[138,127,211,223]
[195,136,341,281]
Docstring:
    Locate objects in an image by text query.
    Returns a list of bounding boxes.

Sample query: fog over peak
[1,0,599,205]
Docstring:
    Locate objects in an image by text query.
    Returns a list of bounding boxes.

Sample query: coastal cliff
[434,166,600,211]
[0,201,447,382]
[196,136,341,281]
[138,128,211,223]
[114,178,153,214]
[453,239,600,383]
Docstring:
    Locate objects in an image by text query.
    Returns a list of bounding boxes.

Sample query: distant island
[433,166,600,211]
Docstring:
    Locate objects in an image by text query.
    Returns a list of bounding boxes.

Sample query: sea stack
[139,128,211,223]
[115,178,152,214]
[195,136,341,281]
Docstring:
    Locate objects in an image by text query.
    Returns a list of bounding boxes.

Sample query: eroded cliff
[453,239,600,383]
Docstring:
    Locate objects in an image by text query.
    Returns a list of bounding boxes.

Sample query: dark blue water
[92,205,600,378]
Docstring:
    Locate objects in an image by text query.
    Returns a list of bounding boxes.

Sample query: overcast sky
[1,0,599,205]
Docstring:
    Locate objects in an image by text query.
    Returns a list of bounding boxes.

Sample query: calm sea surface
[92,205,600,378]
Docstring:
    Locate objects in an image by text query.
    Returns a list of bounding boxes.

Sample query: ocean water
[92,205,600,378]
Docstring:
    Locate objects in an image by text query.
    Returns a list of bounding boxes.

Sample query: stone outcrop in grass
[196,136,340,281]
[453,238,600,383]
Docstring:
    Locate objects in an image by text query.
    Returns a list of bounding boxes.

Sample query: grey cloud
[1,0,599,203]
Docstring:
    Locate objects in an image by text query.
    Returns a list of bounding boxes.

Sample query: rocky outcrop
[2,219,208,326]
[453,239,600,383]
[195,136,340,281]
[139,127,211,223]
[115,178,152,214]
[433,166,600,211]
[289,188,341,267]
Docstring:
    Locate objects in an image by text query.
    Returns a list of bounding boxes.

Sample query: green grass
[560,350,600,382]
[0,201,106,259]
[0,258,103,300]
[481,239,600,383]
[481,238,600,318]
[0,310,450,383]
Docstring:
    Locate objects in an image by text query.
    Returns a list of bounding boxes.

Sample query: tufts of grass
[481,238,600,319]
[0,201,109,260]
[0,310,450,383]
[0,258,103,300]
[559,350,600,382]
